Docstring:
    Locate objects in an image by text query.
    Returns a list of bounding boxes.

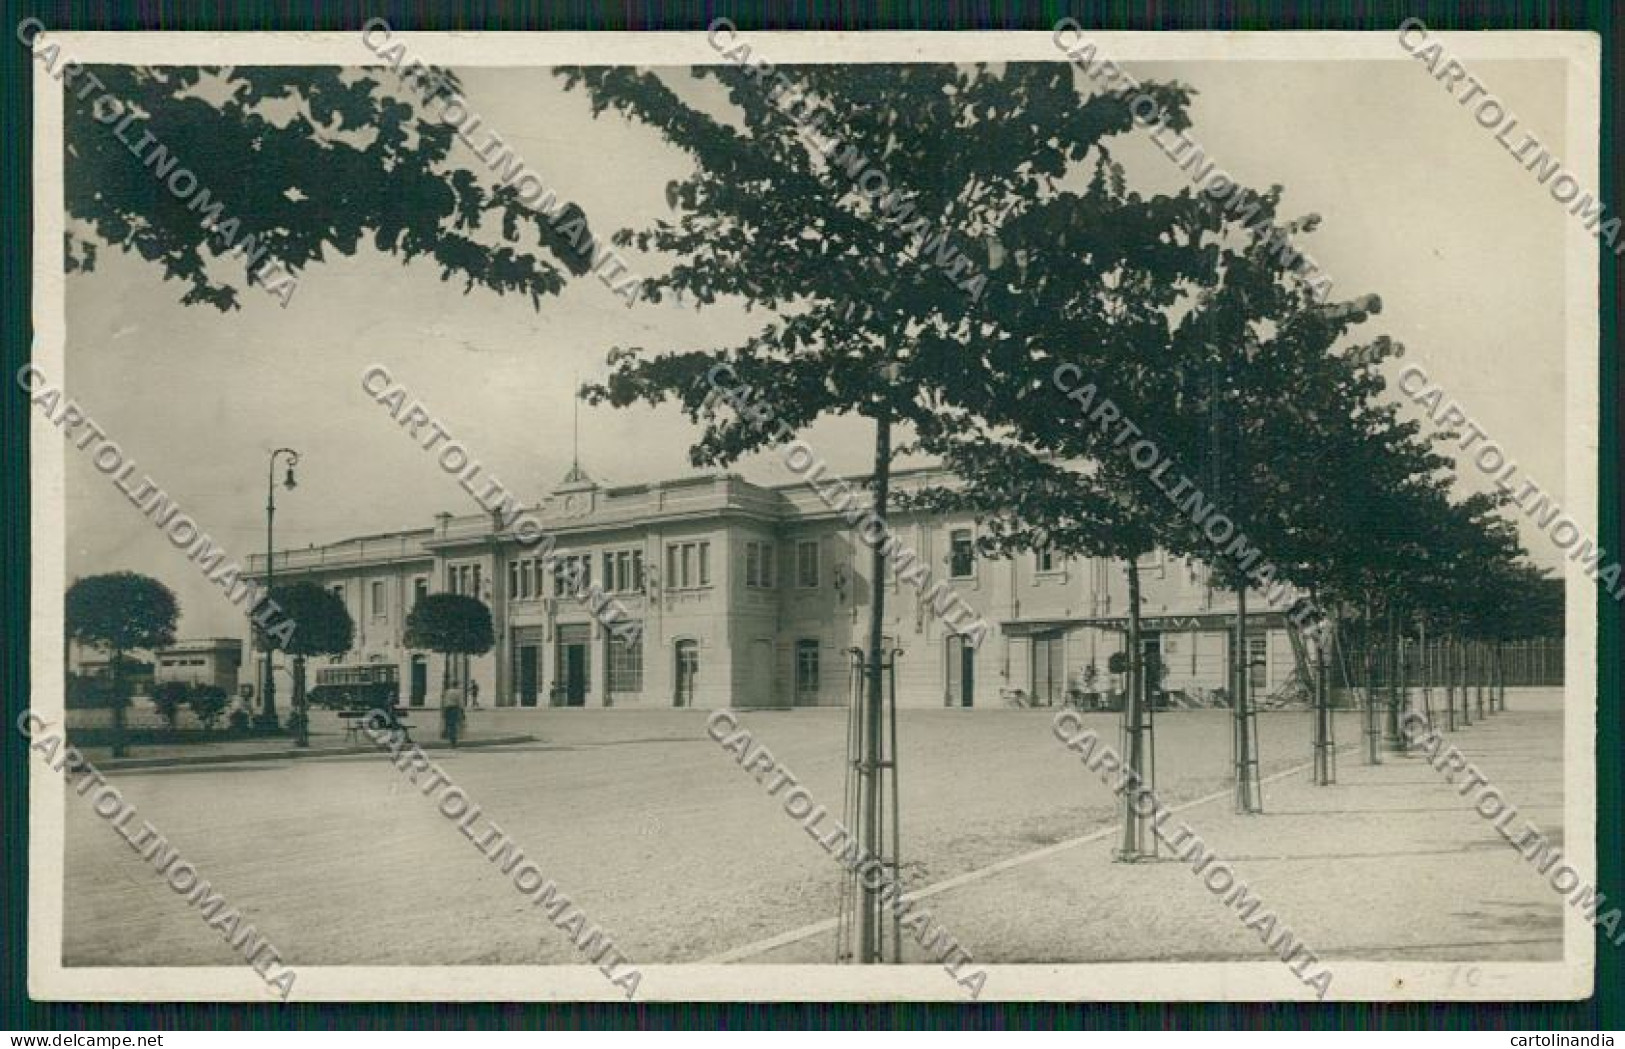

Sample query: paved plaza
[62,693,1564,969]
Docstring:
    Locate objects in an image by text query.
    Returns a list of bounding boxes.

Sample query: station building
[244,465,1303,712]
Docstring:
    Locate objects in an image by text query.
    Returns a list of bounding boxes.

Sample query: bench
[337,708,414,745]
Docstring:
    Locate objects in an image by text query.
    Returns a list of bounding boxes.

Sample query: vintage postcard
[25,27,1601,1003]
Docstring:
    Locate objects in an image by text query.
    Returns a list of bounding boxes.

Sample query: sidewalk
[80,728,538,772]
[743,699,1565,966]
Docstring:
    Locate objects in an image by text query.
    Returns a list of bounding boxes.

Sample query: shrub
[227,708,251,733]
[151,680,190,731]
[189,685,229,730]
[66,674,115,709]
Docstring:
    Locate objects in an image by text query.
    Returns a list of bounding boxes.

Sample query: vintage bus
[307,662,400,712]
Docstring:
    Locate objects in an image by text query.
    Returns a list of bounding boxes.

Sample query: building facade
[244,466,1303,712]
[154,638,244,693]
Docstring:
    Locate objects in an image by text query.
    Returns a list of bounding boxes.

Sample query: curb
[91,734,540,772]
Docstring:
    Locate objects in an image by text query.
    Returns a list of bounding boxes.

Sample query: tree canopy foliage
[61,64,593,309]
[254,582,354,657]
[65,571,179,656]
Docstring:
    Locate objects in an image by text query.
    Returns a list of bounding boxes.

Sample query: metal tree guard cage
[1309,623,1338,786]
[1418,629,1436,740]
[1115,649,1159,862]
[836,646,904,964]
[1232,607,1263,815]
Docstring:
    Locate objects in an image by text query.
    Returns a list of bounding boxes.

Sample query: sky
[59,56,1575,640]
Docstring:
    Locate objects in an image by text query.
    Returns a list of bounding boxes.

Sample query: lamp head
[283,464,297,490]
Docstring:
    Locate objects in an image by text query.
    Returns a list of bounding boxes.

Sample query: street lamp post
[257,447,300,730]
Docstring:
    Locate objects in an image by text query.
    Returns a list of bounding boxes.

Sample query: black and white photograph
[21,26,1603,1006]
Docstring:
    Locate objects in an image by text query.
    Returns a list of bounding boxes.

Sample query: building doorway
[946,635,975,707]
[1247,634,1268,694]
[1141,633,1164,708]
[674,640,699,707]
[517,645,540,708]
[1031,633,1065,707]
[409,655,428,707]
[556,624,590,707]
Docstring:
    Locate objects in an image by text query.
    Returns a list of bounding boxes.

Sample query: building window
[796,639,820,697]
[370,580,386,619]
[554,555,592,596]
[745,540,775,589]
[330,583,344,603]
[949,529,975,579]
[413,577,428,608]
[1036,548,1059,574]
[450,563,481,597]
[664,541,711,590]
[608,628,644,694]
[602,549,645,594]
[797,540,819,589]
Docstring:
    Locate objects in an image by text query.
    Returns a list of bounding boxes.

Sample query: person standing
[441,685,465,747]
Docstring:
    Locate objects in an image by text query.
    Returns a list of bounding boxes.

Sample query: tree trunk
[1445,633,1457,731]
[1476,641,1487,718]
[1311,591,1333,786]
[1119,559,1148,855]
[1496,641,1506,712]
[1459,636,1472,726]
[293,654,309,747]
[859,409,892,963]
[1384,602,1402,751]
[111,647,127,758]
[1362,595,1380,763]
[1234,579,1260,810]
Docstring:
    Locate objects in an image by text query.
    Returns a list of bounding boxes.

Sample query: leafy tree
[65,571,178,756]
[565,61,1193,949]
[254,582,354,746]
[61,64,594,309]
[404,593,494,705]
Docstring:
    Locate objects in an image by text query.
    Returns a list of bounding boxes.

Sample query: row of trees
[65,572,494,754]
[66,63,1565,961]
[558,63,1564,948]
